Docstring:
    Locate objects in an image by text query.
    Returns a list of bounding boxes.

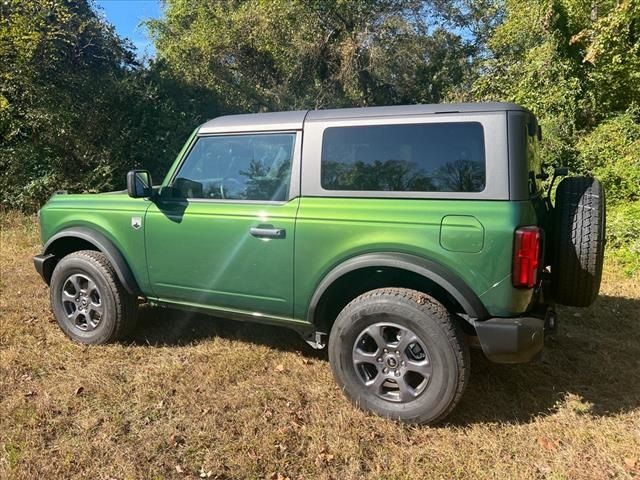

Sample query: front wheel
[49,250,138,344]
[328,288,469,425]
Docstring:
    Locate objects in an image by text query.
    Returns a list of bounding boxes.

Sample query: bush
[576,110,640,205]
[0,1,213,212]
[605,201,640,276]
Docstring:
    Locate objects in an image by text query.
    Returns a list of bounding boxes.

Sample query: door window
[173,133,296,201]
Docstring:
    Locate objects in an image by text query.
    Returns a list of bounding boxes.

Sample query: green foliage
[471,0,640,171]
[606,202,640,276]
[1,0,129,209]
[576,110,640,204]
[147,0,476,111]
[0,0,213,211]
[571,0,640,117]
[471,0,583,169]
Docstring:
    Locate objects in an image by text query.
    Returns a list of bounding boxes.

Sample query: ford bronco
[34,103,605,424]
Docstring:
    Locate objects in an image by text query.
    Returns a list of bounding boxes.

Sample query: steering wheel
[219,177,244,199]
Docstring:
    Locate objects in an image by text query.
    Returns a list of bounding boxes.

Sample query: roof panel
[305,102,528,121]
[197,103,529,133]
[198,110,307,134]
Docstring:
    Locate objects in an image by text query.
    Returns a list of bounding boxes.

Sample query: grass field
[1,211,639,479]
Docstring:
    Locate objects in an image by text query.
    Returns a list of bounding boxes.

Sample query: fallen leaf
[24,390,35,397]
[624,457,637,470]
[537,437,557,451]
[302,358,313,365]
[315,451,335,466]
[275,364,285,372]
[74,386,84,396]
[175,465,184,473]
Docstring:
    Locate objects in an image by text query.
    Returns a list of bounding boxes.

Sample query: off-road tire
[552,176,605,307]
[328,288,469,425]
[50,250,138,344]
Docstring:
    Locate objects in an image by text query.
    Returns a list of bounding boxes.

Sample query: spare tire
[551,176,605,307]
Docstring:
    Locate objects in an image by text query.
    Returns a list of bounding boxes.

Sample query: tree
[470,0,640,171]
[0,0,214,210]
[1,0,130,208]
[147,0,477,111]
[471,0,640,272]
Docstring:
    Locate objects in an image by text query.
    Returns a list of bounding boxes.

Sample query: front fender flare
[43,227,141,295]
[306,252,489,323]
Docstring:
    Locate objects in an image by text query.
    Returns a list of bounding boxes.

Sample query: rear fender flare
[307,252,489,324]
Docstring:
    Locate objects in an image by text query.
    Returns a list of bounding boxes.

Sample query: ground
[1,212,639,480]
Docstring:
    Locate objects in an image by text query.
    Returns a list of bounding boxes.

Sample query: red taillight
[512,226,542,288]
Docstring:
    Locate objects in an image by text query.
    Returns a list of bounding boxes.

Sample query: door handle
[250,226,285,239]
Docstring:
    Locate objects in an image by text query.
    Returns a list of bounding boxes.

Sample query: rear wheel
[551,176,605,307]
[328,288,469,425]
[50,250,138,344]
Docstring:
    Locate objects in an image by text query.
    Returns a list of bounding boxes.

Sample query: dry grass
[1,210,639,480]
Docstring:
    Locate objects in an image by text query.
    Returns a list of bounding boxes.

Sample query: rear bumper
[33,253,56,284]
[474,306,556,363]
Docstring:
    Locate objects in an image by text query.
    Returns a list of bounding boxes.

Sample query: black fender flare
[306,252,489,323]
[43,227,141,295]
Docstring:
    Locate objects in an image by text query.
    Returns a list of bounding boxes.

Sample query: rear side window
[321,122,486,192]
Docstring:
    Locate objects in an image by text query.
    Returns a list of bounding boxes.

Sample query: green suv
[34,103,606,424]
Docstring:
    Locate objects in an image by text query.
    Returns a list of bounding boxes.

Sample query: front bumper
[33,253,56,284]
[474,307,556,363]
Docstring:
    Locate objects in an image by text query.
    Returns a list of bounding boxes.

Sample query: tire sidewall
[50,255,119,344]
[329,296,461,424]
[552,176,606,306]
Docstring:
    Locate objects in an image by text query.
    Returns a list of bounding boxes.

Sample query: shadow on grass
[129,294,640,425]
[450,294,640,424]
[130,304,328,359]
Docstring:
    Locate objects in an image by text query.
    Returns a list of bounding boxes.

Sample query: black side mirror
[127,170,153,198]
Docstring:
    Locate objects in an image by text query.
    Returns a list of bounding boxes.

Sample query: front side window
[173,133,295,201]
[321,122,486,193]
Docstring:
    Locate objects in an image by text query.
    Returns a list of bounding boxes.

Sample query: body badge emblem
[131,216,142,230]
